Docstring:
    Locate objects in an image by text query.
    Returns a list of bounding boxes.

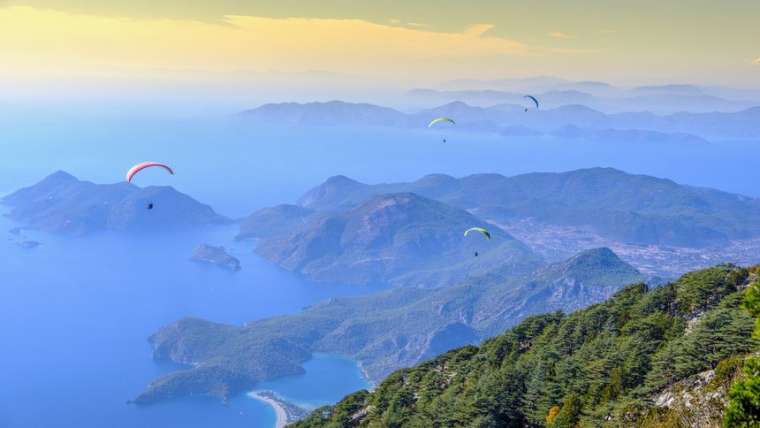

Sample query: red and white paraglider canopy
[125,162,174,183]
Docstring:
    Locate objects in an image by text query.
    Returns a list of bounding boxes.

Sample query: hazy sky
[1,0,759,107]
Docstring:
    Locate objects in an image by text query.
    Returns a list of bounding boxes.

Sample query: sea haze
[1,114,760,219]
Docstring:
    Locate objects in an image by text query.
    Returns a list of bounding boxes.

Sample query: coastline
[247,354,372,427]
[248,391,287,428]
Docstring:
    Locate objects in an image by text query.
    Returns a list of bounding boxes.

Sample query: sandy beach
[248,391,287,428]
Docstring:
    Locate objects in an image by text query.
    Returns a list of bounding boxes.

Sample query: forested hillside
[294,265,759,427]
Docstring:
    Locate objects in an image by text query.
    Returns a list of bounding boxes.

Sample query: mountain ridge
[134,247,645,405]
[242,168,760,252]
[2,171,229,235]
[239,100,760,139]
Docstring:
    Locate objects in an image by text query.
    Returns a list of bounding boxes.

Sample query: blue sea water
[255,353,371,409]
[0,215,371,428]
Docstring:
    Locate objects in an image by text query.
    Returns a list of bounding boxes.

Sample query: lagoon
[256,353,371,410]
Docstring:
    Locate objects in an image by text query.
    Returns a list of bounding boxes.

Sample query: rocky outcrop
[191,244,241,272]
[647,366,737,427]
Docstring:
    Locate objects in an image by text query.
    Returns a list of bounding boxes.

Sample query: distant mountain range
[239,169,760,286]
[240,101,409,128]
[2,171,228,235]
[407,87,756,115]
[411,77,760,114]
[135,247,645,405]
[239,100,760,140]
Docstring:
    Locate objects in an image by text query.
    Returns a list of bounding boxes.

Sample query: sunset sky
[1,0,759,107]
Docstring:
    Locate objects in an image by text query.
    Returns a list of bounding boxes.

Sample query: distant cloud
[548,31,574,39]
[465,23,495,37]
[548,47,600,55]
[387,19,427,28]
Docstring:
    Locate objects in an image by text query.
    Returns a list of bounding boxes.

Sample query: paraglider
[125,162,174,183]
[523,95,539,112]
[428,117,456,143]
[464,227,490,257]
[464,227,491,240]
[126,162,174,211]
[428,117,456,128]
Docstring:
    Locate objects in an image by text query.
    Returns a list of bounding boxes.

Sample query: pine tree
[724,275,760,427]
[549,394,582,428]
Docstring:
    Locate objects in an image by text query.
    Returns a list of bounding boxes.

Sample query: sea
[0,215,372,428]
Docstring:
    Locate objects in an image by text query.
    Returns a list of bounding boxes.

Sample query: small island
[190,244,241,272]
[2,171,229,236]
[17,240,41,249]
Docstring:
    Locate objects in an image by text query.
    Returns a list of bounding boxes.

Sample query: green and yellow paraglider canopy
[464,227,491,240]
[428,117,456,128]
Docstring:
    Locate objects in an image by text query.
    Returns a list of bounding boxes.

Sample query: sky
[1,0,759,109]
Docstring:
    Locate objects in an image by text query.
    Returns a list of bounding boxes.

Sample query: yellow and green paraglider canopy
[428,117,456,128]
[464,227,491,240]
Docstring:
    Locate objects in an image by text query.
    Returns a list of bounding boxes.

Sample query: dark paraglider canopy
[523,95,540,112]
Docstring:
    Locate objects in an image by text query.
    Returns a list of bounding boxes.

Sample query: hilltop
[253,192,541,287]
[2,171,228,235]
